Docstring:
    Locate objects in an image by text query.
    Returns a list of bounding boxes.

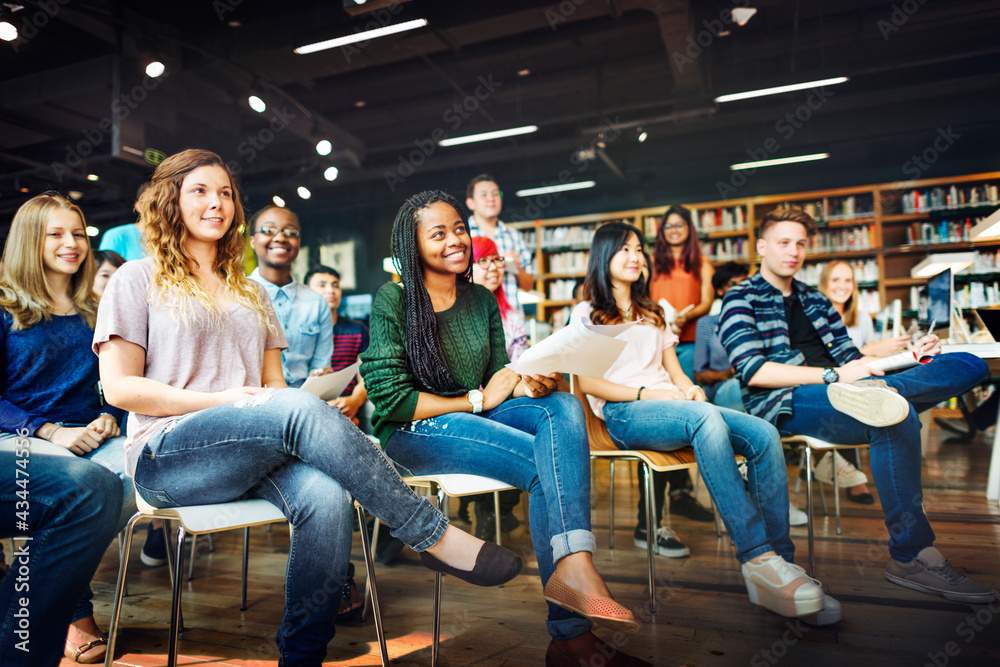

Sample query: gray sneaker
[828,378,909,427]
[884,546,997,604]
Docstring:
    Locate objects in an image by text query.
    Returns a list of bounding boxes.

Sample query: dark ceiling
[1,0,999,231]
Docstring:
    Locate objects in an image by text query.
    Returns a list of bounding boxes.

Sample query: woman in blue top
[0,193,135,663]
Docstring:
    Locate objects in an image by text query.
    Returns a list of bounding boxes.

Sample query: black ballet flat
[419,541,523,587]
[846,488,875,505]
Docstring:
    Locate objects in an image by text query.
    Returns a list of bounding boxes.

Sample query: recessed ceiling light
[439,125,538,147]
[86,226,99,237]
[228,21,242,27]
[0,22,18,41]
[324,167,339,181]
[145,61,165,78]
[273,195,286,207]
[315,140,332,156]
[518,69,531,77]
[294,18,428,54]
[248,95,266,113]
[68,191,83,200]
[86,174,99,181]
[732,7,757,26]
[297,186,311,200]
[354,100,366,108]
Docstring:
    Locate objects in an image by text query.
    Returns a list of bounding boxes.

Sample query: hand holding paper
[299,360,362,401]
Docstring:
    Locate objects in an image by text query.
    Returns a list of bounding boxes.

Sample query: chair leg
[168,526,187,667]
[833,452,843,535]
[805,447,815,578]
[643,464,657,614]
[362,516,382,624]
[241,526,250,611]
[492,490,502,548]
[608,460,616,550]
[207,533,215,552]
[356,505,389,667]
[431,571,443,667]
[794,446,805,494]
[117,532,129,598]
[105,515,142,667]
[187,534,197,581]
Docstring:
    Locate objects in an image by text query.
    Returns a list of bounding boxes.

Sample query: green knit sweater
[361,280,510,445]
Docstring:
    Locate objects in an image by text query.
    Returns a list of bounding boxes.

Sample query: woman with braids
[93,150,522,666]
[0,193,134,663]
[361,191,650,667]
[573,222,841,625]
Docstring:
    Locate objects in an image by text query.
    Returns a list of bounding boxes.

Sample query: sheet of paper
[299,360,361,400]
[507,320,637,377]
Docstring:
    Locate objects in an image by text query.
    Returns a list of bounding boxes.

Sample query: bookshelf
[515,170,1000,325]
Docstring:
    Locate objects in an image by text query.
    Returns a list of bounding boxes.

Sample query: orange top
[649,265,701,342]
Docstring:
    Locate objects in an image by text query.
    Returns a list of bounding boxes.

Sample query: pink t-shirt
[92,258,286,476]
[570,301,680,419]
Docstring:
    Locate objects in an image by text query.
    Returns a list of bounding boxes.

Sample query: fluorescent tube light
[730,153,829,171]
[438,125,538,147]
[970,207,1000,240]
[295,19,428,54]
[715,76,849,103]
[910,252,975,278]
[516,181,596,197]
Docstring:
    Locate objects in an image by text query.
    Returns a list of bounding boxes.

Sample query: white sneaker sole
[827,383,909,427]
[802,595,842,625]
[633,536,690,559]
[744,572,825,618]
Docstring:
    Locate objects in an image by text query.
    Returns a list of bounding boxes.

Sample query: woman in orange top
[649,205,715,380]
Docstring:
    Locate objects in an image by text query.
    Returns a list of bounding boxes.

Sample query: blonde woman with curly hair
[93,149,522,665]
[0,193,135,663]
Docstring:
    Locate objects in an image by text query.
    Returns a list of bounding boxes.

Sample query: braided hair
[390,190,472,396]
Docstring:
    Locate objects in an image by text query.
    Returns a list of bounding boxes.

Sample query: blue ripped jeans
[133,389,447,667]
[602,400,792,565]
[0,431,133,624]
[385,393,596,641]
[776,351,988,562]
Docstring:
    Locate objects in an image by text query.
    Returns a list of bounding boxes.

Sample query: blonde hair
[818,261,859,327]
[136,148,269,329]
[0,193,97,330]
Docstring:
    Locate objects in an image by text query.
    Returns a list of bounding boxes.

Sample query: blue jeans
[711,377,746,413]
[385,393,595,640]
[0,452,122,667]
[776,352,988,562]
[602,400,792,564]
[0,432,134,623]
[134,389,447,667]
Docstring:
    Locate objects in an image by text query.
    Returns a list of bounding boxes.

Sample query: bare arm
[746,358,880,388]
[515,266,535,291]
[695,368,736,385]
[98,336,266,416]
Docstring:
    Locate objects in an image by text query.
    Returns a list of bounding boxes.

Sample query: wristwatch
[821,368,839,385]
[468,389,484,414]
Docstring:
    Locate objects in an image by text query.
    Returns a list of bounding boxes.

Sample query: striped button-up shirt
[718,272,862,424]
[467,216,534,310]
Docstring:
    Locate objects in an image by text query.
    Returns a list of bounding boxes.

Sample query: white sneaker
[788,503,808,527]
[803,595,842,625]
[742,555,825,618]
[813,451,868,488]
[828,378,909,427]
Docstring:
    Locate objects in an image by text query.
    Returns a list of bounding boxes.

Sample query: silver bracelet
[685,385,703,398]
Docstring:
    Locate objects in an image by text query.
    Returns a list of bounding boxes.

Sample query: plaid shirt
[718,272,862,424]
[467,216,534,310]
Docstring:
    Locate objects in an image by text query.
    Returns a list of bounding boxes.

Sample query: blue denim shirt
[249,269,333,387]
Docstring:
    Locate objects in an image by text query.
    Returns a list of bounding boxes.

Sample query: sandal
[543,574,639,633]
[64,635,108,664]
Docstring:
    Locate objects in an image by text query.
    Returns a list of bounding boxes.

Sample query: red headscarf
[471,236,513,318]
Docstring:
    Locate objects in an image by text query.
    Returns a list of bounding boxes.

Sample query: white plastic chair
[364,473,516,667]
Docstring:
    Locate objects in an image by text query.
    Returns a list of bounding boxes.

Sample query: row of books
[899,184,999,213]
[903,218,977,245]
[704,237,750,263]
[548,278,581,301]
[798,259,880,286]
[773,196,874,221]
[970,249,1000,274]
[540,224,598,249]
[547,251,589,275]
[640,207,750,239]
[808,226,874,253]
[954,281,1000,310]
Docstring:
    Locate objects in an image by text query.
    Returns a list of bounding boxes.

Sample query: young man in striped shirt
[719,207,994,604]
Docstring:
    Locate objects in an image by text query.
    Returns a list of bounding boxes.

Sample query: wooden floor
[84,412,1000,667]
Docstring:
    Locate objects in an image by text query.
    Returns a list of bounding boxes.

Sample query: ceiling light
[354,100,366,108]
[0,22,17,41]
[970,208,1000,240]
[911,252,975,278]
[732,7,757,26]
[273,195,286,207]
[68,191,83,200]
[354,0,368,4]
[439,125,538,147]
[516,181,596,197]
[315,139,332,156]
[637,127,647,143]
[248,95,266,113]
[86,226,99,237]
[145,61,165,78]
[86,174,99,181]
[730,153,829,170]
[294,18,428,54]
[324,166,339,181]
[518,69,531,77]
[297,186,311,200]
[715,76,849,103]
